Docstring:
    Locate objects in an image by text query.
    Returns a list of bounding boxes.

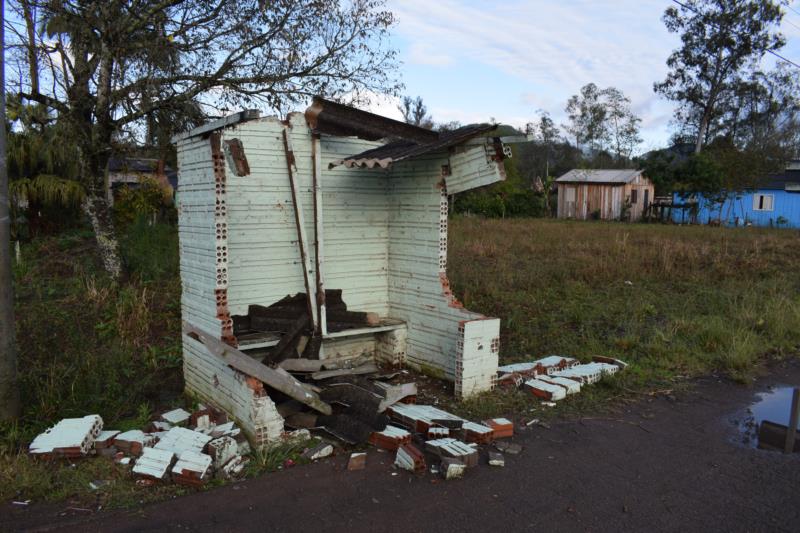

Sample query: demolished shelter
[173,97,512,448]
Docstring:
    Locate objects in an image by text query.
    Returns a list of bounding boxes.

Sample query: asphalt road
[5,362,800,532]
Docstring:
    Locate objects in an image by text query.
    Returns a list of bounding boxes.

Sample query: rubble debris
[147,421,172,433]
[112,430,153,456]
[551,365,602,385]
[369,425,411,451]
[485,418,514,439]
[536,375,581,395]
[154,427,213,455]
[220,455,249,479]
[160,408,191,426]
[488,451,505,467]
[374,382,418,412]
[172,451,213,487]
[427,427,450,439]
[29,415,103,458]
[592,355,629,370]
[494,441,522,455]
[497,372,524,388]
[533,355,579,374]
[302,442,334,461]
[387,404,465,433]
[347,452,367,471]
[394,443,426,473]
[524,378,567,401]
[133,448,175,481]
[425,438,479,467]
[440,458,467,480]
[462,422,494,444]
[207,437,239,470]
[93,430,120,450]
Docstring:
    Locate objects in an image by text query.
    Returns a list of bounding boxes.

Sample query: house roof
[758,169,800,191]
[108,157,173,174]
[556,169,643,184]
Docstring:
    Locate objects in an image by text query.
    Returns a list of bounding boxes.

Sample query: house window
[630,189,638,204]
[753,193,774,211]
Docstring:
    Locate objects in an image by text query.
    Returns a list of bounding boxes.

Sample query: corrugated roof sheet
[556,169,643,184]
[330,123,498,169]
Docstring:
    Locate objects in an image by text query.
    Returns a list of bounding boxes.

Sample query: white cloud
[390,0,682,145]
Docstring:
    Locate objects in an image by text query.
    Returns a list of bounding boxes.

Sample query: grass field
[3,217,800,504]
[448,218,800,417]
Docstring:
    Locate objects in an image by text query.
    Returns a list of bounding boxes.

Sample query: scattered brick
[394,443,426,473]
[347,452,367,471]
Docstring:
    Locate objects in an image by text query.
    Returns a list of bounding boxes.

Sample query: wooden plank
[311,362,379,381]
[312,135,328,337]
[183,321,332,415]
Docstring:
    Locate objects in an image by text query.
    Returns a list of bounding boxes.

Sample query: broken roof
[172,96,500,170]
[329,123,498,169]
[556,169,644,184]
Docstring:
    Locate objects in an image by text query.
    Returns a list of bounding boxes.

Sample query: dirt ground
[4,361,800,533]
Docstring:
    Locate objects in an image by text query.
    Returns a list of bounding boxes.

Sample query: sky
[368,0,800,154]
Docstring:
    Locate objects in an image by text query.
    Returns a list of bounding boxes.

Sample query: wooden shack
[556,169,654,221]
[172,98,509,447]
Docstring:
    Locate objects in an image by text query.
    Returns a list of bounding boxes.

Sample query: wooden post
[311,134,327,337]
[784,387,799,454]
[282,126,317,329]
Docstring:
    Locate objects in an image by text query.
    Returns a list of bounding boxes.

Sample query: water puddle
[737,386,799,451]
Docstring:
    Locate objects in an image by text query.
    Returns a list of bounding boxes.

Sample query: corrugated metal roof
[330,124,498,169]
[556,169,643,184]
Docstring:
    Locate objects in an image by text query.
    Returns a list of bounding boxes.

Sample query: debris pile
[498,355,627,402]
[26,404,295,487]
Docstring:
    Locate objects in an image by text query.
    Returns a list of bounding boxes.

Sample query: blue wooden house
[672,162,800,228]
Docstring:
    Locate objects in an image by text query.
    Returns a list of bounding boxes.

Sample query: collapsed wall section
[386,150,501,397]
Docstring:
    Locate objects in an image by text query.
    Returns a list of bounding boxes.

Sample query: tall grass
[448,218,800,385]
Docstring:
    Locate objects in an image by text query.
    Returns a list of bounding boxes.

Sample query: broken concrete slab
[172,451,213,487]
[220,455,249,480]
[347,452,366,471]
[29,415,104,458]
[394,443,426,473]
[425,438,478,467]
[302,442,334,461]
[488,451,505,467]
[462,422,494,444]
[113,430,153,456]
[484,418,514,439]
[368,425,411,451]
[154,427,212,455]
[161,408,191,426]
[440,457,466,480]
[494,441,522,455]
[524,378,566,401]
[93,430,119,450]
[592,355,629,370]
[133,448,175,481]
[536,375,581,395]
[207,436,239,470]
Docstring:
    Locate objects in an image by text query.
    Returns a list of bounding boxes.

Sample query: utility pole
[0,0,21,421]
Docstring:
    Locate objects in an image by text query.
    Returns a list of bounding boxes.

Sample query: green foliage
[454,158,545,218]
[113,179,174,229]
[9,228,183,452]
[119,217,179,282]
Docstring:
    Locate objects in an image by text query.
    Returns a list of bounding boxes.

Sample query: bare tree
[398,96,434,129]
[602,87,642,161]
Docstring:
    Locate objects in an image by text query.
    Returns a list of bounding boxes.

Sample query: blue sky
[368,0,800,153]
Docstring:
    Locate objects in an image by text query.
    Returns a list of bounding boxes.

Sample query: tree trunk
[82,196,122,281]
[0,2,21,421]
